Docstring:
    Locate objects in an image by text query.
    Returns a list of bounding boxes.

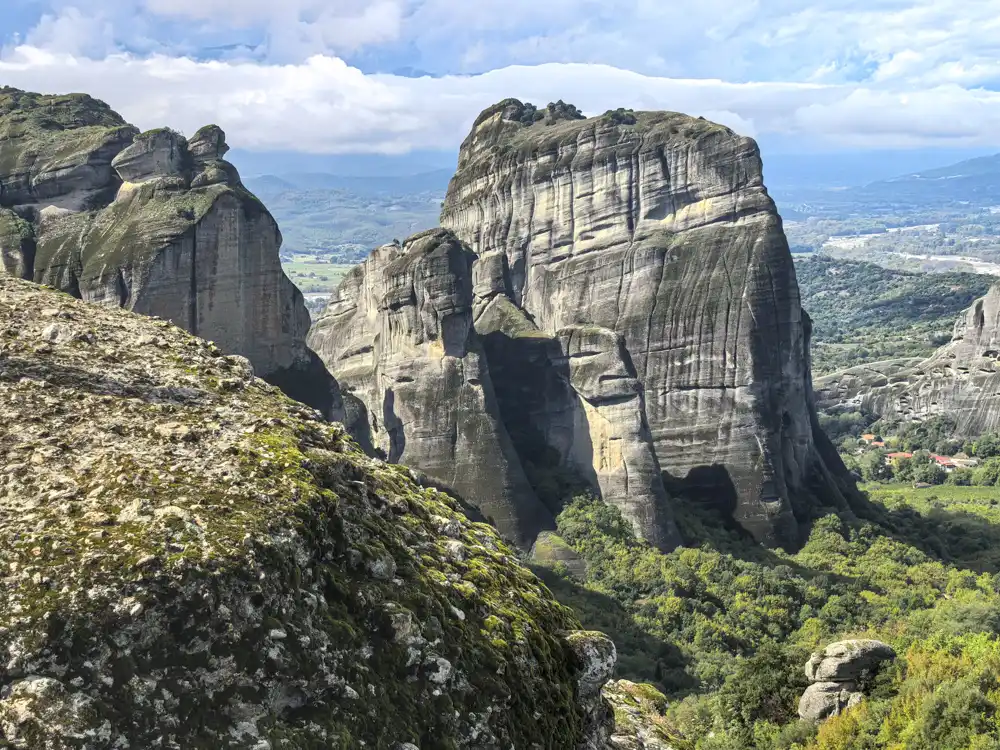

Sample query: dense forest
[795,256,994,373]
[534,488,1000,749]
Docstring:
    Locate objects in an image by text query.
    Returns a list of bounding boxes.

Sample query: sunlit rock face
[311,99,856,550]
[437,99,853,548]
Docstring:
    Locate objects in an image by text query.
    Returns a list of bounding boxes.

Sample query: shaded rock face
[565,631,617,750]
[308,228,554,548]
[0,88,340,419]
[0,276,614,749]
[817,284,1000,436]
[437,98,849,547]
[603,680,683,750]
[798,640,896,722]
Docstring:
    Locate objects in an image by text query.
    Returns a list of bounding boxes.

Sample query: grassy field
[282,255,354,294]
[864,482,1000,513]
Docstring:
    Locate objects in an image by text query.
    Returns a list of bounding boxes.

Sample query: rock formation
[0,87,340,419]
[0,275,618,748]
[817,283,1000,436]
[798,640,896,722]
[308,228,555,548]
[314,98,854,550]
[603,680,685,750]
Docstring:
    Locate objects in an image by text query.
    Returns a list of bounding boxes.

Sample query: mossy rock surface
[0,276,598,749]
[0,87,136,199]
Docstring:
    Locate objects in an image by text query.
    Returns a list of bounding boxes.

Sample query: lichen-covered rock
[804,639,896,683]
[0,87,340,420]
[603,680,683,750]
[0,276,614,748]
[566,632,617,750]
[816,283,1000,436]
[798,682,863,723]
[308,228,555,548]
[437,99,854,548]
[0,87,137,211]
[797,640,895,723]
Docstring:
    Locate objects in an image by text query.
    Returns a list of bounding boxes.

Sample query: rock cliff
[312,99,855,550]
[0,87,340,419]
[0,275,620,749]
[433,99,851,548]
[816,283,1000,436]
[308,228,555,548]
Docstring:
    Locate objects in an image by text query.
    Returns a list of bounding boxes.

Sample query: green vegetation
[0,276,597,748]
[281,254,354,294]
[248,176,444,259]
[797,255,993,374]
[534,487,1000,749]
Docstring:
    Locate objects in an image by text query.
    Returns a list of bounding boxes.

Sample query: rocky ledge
[0,276,617,748]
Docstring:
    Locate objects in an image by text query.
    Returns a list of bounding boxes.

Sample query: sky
[2,0,1000,157]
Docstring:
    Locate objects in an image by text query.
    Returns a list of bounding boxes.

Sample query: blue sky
[2,0,1000,155]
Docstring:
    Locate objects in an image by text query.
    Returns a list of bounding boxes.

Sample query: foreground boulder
[0,87,340,419]
[0,276,614,748]
[798,640,896,722]
[817,282,1000,437]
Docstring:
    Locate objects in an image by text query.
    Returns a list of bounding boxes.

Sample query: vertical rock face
[0,88,340,419]
[308,229,554,548]
[816,283,1000,437]
[436,99,848,547]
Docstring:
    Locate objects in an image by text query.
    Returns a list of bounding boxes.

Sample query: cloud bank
[2,0,1000,154]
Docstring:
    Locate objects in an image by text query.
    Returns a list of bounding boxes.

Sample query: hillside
[796,255,995,374]
[0,275,617,748]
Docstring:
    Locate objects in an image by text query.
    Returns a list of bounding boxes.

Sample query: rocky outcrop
[312,99,858,550]
[308,228,555,548]
[566,632,618,750]
[0,87,340,419]
[603,681,684,750]
[0,275,616,749]
[817,284,1000,436]
[434,99,853,548]
[798,640,896,722]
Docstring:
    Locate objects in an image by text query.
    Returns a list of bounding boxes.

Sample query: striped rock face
[312,99,858,552]
[439,100,855,549]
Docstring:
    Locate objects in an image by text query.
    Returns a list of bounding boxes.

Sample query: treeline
[538,491,1000,749]
[796,255,993,374]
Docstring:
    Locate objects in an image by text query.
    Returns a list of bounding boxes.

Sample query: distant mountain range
[242,170,448,257]
[776,151,1000,213]
[245,169,453,198]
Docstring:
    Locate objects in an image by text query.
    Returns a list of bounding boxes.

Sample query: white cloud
[2,46,1000,154]
[23,7,117,58]
[142,0,404,56]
